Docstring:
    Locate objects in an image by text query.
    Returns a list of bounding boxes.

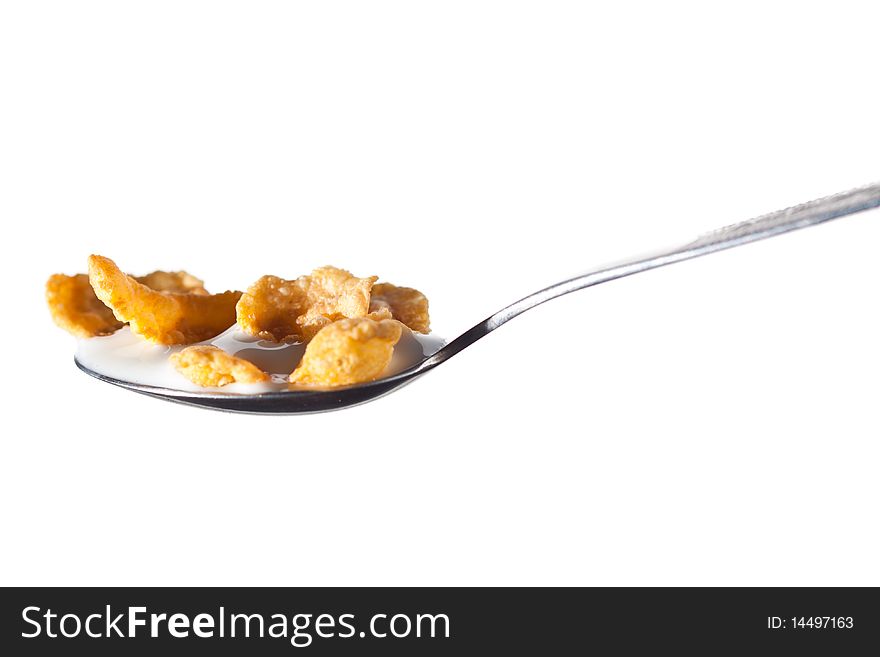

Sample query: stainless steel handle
[426,182,880,369]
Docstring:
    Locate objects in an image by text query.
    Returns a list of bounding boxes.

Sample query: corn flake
[88,255,241,344]
[289,317,403,387]
[369,282,430,333]
[236,266,377,342]
[170,345,268,387]
[46,273,124,338]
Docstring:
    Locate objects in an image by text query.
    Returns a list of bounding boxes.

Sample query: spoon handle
[427,182,880,368]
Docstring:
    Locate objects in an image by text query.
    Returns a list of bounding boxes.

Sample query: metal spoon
[76,182,880,414]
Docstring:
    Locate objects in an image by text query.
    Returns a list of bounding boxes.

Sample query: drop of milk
[76,325,445,394]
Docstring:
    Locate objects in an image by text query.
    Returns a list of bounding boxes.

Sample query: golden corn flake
[135,270,208,295]
[369,282,430,333]
[305,266,376,319]
[46,268,211,338]
[170,345,268,387]
[88,255,241,345]
[46,273,124,338]
[289,317,403,387]
[235,275,308,342]
[236,266,377,342]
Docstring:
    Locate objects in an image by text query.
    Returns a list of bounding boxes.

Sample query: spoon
[76,182,880,414]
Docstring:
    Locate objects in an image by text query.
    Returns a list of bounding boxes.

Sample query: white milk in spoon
[76,325,445,394]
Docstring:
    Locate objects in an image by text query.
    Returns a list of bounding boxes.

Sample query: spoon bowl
[76,182,880,414]
[75,356,432,413]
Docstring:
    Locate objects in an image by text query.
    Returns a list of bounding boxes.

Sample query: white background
[1,1,878,586]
